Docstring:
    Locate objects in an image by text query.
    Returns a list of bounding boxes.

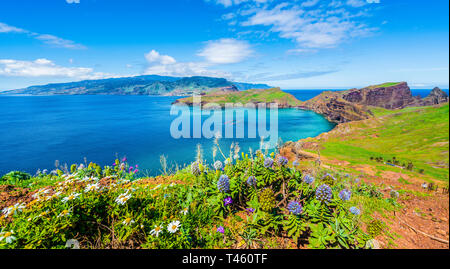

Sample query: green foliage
[0,148,376,249]
[367,219,384,238]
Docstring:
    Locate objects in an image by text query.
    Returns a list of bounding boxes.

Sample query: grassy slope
[176,87,302,107]
[304,103,449,182]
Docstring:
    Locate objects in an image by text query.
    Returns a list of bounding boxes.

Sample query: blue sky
[0,0,448,90]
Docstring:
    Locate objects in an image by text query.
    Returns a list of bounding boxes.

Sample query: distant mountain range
[0,75,271,96]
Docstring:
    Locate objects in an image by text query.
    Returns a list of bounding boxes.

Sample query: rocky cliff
[301,82,448,123]
[300,91,373,123]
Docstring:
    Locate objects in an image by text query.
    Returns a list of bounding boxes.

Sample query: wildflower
[213,161,223,170]
[0,230,16,244]
[245,208,255,214]
[224,158,232,166]
[150,225,163,237]
[315,184,333,204]
[287,201,303,215]
[217,226,225,234]
[293,160,299,167]
[115,192,132,205]
[349,206,361,215]
[217,175,230,192]
[180,207,189,215]
[167,220,181,233]
[339,189,352,201]
[78,164,84,170]
[390,190,399,199]
[58,209,71,218]
[62,192,81,203]
[277,156,288,166]
[303,174,315,185]
[122,157,127,163]
[191,161,201,176]
[84,182,100,192]
[122,217,135,226]
[246,176,257,187]
[263,157,273,168]
[134,169,139,174]
[224,197,233,206]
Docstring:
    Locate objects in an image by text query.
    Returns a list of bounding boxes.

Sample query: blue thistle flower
[277,156,288,166]
[287,201,303,215]
[315,184,333,204]
[264,157,273,168]
[213,161,223,170]
[349,206,361,215]
[293,160,299,167]
[246,176,257,187]
[303,174,315,184]
[339,189,351,201]
[217,175,230,192]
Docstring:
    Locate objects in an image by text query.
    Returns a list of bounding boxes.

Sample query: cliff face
[302,82,449,123]
[300,92,373,123]
[341,82,414,109]
[408,87,449,107]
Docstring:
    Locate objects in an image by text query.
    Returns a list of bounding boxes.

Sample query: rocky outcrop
[300,91,373,123]
[341,82,414,109]
[408,87,449,107]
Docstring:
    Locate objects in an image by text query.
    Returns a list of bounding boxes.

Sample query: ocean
[0,89,446,176]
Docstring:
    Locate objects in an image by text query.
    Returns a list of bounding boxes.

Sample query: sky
[0,0,448,90]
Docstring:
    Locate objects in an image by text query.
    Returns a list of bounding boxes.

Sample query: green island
[1,82,448,249]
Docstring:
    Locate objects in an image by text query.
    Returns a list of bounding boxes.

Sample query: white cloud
[0,58,112,80]
[32,34,86,49]
[0,22,26,33]
[145,50,176,65]
[143,50,231,78]
[210,0,270,8]
[66,0,80,3]
[197,38,253,64]
[240,2,376,49]
[0,21,85,49]
[346,0,367,8]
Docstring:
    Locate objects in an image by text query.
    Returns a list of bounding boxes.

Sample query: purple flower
[287,201,303,215]
[339,189,351,201]
[349,206,361,215]
[315,184,333,204]
[224,197,233,206]
[217,175,230,192]
[246,176,257,187]
[277,156,288,166]
[264,157,274,168]
[217,226,225,233]
[122,157,127,163]
[134,169,139,174]
[135,164,139,168]
[293,160,299,167]
[245,208,255,214]
[113,163,116,166]
[303,174,315,184]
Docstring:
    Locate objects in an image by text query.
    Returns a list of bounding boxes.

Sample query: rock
[342,82,415,109]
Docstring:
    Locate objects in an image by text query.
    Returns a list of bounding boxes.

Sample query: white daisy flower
[150,224,163,237]
[180,207,188,215]
[0,230,16,244]
[115,192,132,205]
[62,192,81,203]
[85,182,100,192]
[122,217,135,226]
[2,207,12,218]
[167,220,180,233]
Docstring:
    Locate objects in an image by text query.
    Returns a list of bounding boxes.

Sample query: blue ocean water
[0,93,334,176]
[0,89,446,176]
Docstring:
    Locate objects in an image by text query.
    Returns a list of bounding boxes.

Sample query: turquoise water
[1,89,444,176]
[0,93,335,176]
